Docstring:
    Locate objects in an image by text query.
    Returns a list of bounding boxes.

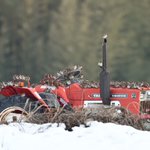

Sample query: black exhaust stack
[100,35,111,105]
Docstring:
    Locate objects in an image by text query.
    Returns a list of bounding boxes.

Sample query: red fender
[0,86,50,110]
[52,86,69,104]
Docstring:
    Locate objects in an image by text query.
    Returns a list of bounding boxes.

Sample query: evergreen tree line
[0,0,150,82]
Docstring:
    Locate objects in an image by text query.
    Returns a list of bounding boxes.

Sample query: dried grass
[26,106,145,131]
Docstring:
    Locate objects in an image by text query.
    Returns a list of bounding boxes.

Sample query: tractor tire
[0,106,29,123]
[0,95,44,123]
[0,95,42,114]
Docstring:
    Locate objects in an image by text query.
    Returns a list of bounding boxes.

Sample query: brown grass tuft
[26,106,145,131]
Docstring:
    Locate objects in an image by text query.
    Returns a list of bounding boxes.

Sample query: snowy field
[0,121,150,150]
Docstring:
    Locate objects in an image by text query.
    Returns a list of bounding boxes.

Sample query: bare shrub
[26,106,145,131]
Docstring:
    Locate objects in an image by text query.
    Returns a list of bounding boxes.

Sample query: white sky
[0,121,150,150]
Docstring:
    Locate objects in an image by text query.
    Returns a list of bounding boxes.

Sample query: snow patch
[0,121,150,150]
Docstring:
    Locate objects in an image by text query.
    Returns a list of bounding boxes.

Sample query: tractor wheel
[0,95,41,123]
[0,106,28,123]
[0,95,41,111]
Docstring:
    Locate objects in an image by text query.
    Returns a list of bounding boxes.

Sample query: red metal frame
[65,83,141,114]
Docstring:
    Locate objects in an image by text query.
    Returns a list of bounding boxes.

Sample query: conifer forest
[0,0,150,82]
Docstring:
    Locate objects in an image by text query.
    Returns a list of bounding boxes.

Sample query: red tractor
[0,35,150,125]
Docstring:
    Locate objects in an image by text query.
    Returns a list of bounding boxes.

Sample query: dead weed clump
[27,106,145,131]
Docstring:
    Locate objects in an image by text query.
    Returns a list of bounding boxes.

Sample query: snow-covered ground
[0,121,150,150]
